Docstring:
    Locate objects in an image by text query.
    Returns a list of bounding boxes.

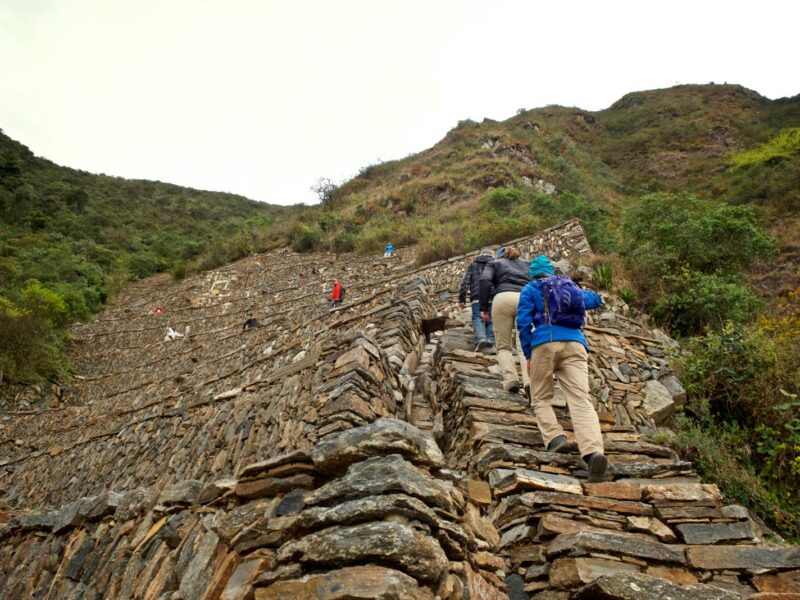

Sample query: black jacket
[459,254,493,304]
[479,257,530,311]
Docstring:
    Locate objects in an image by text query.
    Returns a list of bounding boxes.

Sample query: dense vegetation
[0,129,293,385]
[2,82,800,537]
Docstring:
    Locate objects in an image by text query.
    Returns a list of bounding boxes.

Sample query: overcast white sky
[1,0,798,205]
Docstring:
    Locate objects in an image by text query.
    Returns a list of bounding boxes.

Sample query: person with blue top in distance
[516,255,608,483]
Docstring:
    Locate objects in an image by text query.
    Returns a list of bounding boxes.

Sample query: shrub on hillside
[482,187,524,212]
[288,223,322,253]
[653,270,762,335]
[621,193,775,278]
[620,193,775,333]
[731,128,800,169]
[0,292,68,385]
[672,414,800,541]
[677,292,800,529]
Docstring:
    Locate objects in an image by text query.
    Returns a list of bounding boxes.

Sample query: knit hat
[529,255,555,278]
[496,247,506,258]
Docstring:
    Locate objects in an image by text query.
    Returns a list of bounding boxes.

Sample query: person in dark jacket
[242,315,259,331]
[517,255,607,482]
[459,248,495,351]
[479,245,530,393]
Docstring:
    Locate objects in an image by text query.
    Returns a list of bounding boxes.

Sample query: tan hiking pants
[529,341,604,457]
[491,291,530,391]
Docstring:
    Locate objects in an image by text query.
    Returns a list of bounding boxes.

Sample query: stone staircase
[1,219,798,599]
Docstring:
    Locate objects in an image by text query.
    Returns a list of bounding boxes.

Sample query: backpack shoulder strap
[542,279,551,325]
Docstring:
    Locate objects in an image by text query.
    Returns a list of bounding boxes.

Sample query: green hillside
[0,130,293,384]
[287,84,798,257]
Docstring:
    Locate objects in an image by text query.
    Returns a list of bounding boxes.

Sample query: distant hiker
[152,306,164,315]
[479,245,530,393]
[165,326,183,341]
[459,248,495,351]
[517,255,607,482]
[383,243,395,258]
[330,280,345,308]
[242,315,259,331]
[311,267,318,276]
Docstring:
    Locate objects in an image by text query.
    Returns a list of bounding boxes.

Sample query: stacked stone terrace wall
[1,219,799,599]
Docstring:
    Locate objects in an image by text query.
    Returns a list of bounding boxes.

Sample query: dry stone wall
[1,219,798,600]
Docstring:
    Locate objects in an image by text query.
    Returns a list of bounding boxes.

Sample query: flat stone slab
[489,468,583,496]
[547,531,686,564]
[238,449,312,479]
[549,557,639,588]
[643,483,721,504]
[295,493,440,531]
[158,479,203,506]
[518,491,653,516]
[255,565,434,600]
[686,545,800,571]
[584,481,643,501]
[572,572,740,599]
[277,521,448,583]
[256,564,434,600]
[753,569,800,593]
[310,419,444,474]
[676,521,756,544]
[234,474,313,500]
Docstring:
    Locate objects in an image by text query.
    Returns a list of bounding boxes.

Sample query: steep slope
[0,129,296,386]
[303,84,798,266]
[0,129,289,314]
[1,221,798,599]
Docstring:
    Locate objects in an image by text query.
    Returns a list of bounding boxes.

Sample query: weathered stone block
[642,380,675,425]
[549,557,639,589]
[584,481,642,501]
[235,474,313,500]
[643,483,721,504]
[547,531,685,564]
[159,479,203,506]
[310,419,444,474]
[256,565,435,599]
[686,545,800,571]
[753,569,800,593]
[305,454,454,512]
[277,521,448,583]
[676,521,756,544]
[571,572,740,599]
[489,468,583,497]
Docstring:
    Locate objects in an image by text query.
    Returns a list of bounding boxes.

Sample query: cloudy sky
[1,0,798,205]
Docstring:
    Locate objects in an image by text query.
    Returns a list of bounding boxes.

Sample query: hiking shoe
[524,384,531,403]
[585,453,608,483]
[474,340,489,352]
[547,435,569,453]
[506,381,520,394]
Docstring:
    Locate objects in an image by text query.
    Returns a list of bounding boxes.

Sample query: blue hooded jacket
[517,278,603,359]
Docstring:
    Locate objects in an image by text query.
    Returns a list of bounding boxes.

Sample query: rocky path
[1,219,798,599]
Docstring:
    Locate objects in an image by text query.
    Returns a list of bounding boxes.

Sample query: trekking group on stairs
[459,246,608,482]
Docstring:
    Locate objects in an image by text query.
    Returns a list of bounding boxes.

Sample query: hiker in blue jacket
[517,255,608,483]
